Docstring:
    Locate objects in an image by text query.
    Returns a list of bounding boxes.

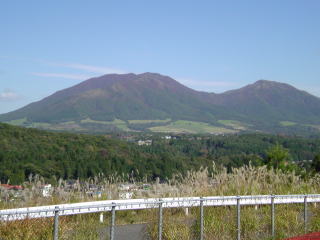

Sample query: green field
[149,120,237,134]
[128,118,171,124]
[29,122,52,128]
[5,118,28,126]
[218,120,248,130]
[80,118,131,131]
[5,118,81,130]
[81,118,114,125]
[5,118,238,133]
[47,121,85,131]
[280,121,297,127]
[29,121,84,131]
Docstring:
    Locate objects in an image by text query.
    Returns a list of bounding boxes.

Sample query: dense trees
[266,143,290,169]
[1,123,320,184]
[312,154,320,172]
[0,123,210,184]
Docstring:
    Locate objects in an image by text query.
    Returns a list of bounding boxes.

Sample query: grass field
[5,118,27,126]
[48,122,86,131]
[26,121,85,131]
[149,120,237,134]
[218,119,248,130]
[128,118,171,124]
[81,118,115,125]
[5,118,240,134]
[280,121,297,127]
[29,122,52,128]
[80,118,131,131]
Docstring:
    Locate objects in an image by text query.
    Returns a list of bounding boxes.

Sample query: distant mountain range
[1,72,320,135]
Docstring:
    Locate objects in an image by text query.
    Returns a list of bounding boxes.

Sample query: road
[100,223,150,240]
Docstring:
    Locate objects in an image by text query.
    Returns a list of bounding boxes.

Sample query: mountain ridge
[1,72,320,134]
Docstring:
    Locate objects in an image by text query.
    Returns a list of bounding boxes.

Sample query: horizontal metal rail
[1,194,319,221]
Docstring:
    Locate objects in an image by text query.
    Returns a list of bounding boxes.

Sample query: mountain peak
[245,79,297,92]
[1,72,320,135]
[254,79,276,84]
[138,72,163,77]
[253,79,284,86]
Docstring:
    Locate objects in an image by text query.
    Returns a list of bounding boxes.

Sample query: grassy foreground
[1,165,320,239]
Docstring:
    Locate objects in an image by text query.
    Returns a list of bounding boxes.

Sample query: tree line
[1,123,320,184]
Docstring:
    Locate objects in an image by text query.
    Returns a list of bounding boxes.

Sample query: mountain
[0,73,232,122]
[215,80,320,123]
[1,73,320,134]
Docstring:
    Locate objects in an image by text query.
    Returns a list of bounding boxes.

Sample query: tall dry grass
[1,164,320,239]
[147,164,320,240]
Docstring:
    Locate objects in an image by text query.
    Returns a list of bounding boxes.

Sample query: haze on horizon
[1,0,320,114]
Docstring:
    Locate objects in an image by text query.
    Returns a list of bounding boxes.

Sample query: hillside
[1,73,320,134]
[215,80,320,124]
[1,122,320,184]
[0,122,209,184]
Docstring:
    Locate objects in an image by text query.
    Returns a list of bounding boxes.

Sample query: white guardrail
[1,194,319,240]
[1,194,319,221]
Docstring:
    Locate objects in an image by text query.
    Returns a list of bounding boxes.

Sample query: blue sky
[1,0,320,114]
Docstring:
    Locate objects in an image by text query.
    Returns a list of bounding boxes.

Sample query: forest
[1,122,320,184]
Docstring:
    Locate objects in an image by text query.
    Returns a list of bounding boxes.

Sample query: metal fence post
[53,206,59,240]
[237,196,241,240]
[110,203,116,240]
[304,195,308,234]
[200,197,204,240]
[271,195,275,239]
[158,199,163,240]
